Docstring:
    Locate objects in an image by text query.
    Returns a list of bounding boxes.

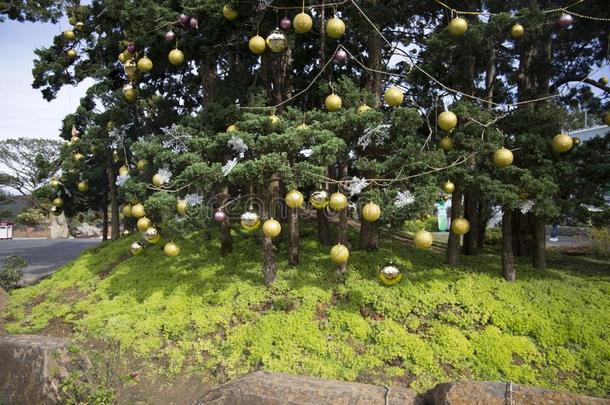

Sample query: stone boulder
[425,381,610,405]
[199,371,421,405]
[0,335,72,404]
[75,222,101,237]
[49,212,69,240]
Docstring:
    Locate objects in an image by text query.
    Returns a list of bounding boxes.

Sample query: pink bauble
[559,14,573,28]
[190,18,199,29]
[165,30,176,42]
[279,17,292,30]
[127,43,137,53]
[334,49,347,62]
[214,211,226,223]
[179,14,191,25]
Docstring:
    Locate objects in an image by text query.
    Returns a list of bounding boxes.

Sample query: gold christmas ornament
[122,204,133,217]
[70,135,79,143]
[325,94,342,112]
[75,21,85,31]
[439,136,455,152]
[152,173,164,187]
[118,52,127,63]
[443,181,455,194]
[77,181,89,192]
[168,49,185,66]
[326,17,346,39]
[310,190,329,209]
[511,23,525,39]
[604,112,610,126]
[285,190,304,208]
[493,147,514,168]
[241,211,261,231]
[53,197,64,208]
[599,77,609,86]
[176,199,188,215]
[73,153,84,161]
[137,217,151,232]
[50,178,60,188]
[248,35,266,54]
[119,165,130,176]
[144,227,161,244]
[552,134,573,153]
[358,104,371,113]
[124,59,139,81]
[137,57,153,73]
[448,16,468,36]
[384,87,404,107]
[362,202,381,222]
[266,29,288,53]
[68,16,77,25]
[297,123,308,130]
[67,49,77,59]
[223,4,239,20]
[414,230,434,249]
[226,124,238,133]
[262,219,282,238]
[379,263,403,286]
[329,192,348,211]
[130,242,144,256]
[131,203,146,218]
[164,242,181,257]
[269,114,280,125]
[438,111,458,132]
[137,159,148,171]
[63,30,75,41]
[451,217,470,235]
[330,244,349,264]
[123,83,137,103]
[572,137,581,146]
[294,12,313,34]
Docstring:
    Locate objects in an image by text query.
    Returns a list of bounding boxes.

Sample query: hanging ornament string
[432,0,593,18]
[267,0,349,11]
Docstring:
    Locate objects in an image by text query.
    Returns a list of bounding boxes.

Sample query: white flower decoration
[116,174,130,187]
[345,177,369,196]
[158,167,172,184]
[222,158,238,177]
[300,148,313,157]
[228,136,248,154]
[394,190,415,208]
[358,124,391,150]
[518,199,534,214]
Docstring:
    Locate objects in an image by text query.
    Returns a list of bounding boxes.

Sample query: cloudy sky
[0,19,90,141]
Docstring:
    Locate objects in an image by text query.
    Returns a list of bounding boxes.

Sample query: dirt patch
[360,304,385,321]
[57,287,88,305]
[118,373,212,405]
[42,318,74,338]
[98,252,132,279]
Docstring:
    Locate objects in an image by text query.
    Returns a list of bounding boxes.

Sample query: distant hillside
[0,194,29,221]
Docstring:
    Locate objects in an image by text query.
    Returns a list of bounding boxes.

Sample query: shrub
[484,228,502,246]
[1,255,26,291]
[17,208,46,226]
[589,227,610,257]
[404,216,438,233]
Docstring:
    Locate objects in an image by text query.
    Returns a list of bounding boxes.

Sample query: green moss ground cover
[3,228,610,396]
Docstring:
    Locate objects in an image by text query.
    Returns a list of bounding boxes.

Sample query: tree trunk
[477,202,490,248]
[316,207,331,246]
[359,219,379,251]
[502,209,515,282]
[446,187,463,266]
[288,207,299,265]
[220,185,233,256]
[512,212,532,257]
[106,164,119,241]
[262,235,276,286]
[532,215,546,270]
[336,208,348,274]
[462,189,479,255]
[102,192,108,241]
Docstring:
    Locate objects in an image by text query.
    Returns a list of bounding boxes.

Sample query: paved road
[0,239,101,284]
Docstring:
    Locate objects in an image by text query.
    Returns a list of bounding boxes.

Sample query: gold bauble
[75,21,84,31]
[68,16,77,26]
[552,134,573,153]
[130,242,144,256]
[384,87,404,107]
[118,52,127,63]
[168,49,185,66]
[294,12,313,34]
[131,203,146,218]
[358,104,371,113]
[50,178,60,188]
[70,135,79,143]
[330,244,349,264]
[123,84,137,103]
[164,242,181,257]
[439,136,455,152]
[362,202,381,222]
[63,30,75,41]
[493,147,514,168]
[451,217,470,235]
[285,190,304,208]
[448,17,468,37]
[124,59,138,80]
[176,199,188,215]
[310,190,329,209]
[223,4,239,20]
[269,114,280,125]
[262,219,282,238]
[53,197,64,208]
[67,49,77,59]
[329,192,348,211]
[511,24,524,39]
[572,137,581,146]
[118,165,130,176]
[443,181,455,194]
[122,204,133,217]
[414,230,434,249]
[248,35,266,54]
[73,153,84,161]
[144,227,160,244]
[226,124,238,133]
[77,181,89,192]
[152,173,164,187]
[137,217,151,232]
[137,57,153,73]
[438,111,458,132]
[137,159,148,171]
[241,211,261,231]
[297,123,308,130]
[325,94,342,112]
[266,29,288,53]
[326,17,346,39]
[379,264,402,286]
[599,76,609,86]
[604,112,610,126]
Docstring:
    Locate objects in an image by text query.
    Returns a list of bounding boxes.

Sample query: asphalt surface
[0,239,101,284]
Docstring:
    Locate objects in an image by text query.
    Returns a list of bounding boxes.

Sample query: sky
[0,19,91,141]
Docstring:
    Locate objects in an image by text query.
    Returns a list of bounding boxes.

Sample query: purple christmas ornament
[179,14,191,25]
[214,210,226,223]
[127,43,137,54]
[334,49,347,62]
[559,14,573,28]
[165,30,176,42]
[279,17,292,30]
[190,18,199,29]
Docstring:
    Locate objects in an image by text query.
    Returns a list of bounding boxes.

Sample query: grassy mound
[3,228,610,396]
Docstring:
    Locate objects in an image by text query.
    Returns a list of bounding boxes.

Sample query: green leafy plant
[589,227,610,257]
[1,255,26,291]
[16,208,46,226]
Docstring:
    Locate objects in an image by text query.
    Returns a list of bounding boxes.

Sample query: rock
[0,334,71,404]
[49,212,69,240]
[198,371,421,405]
[75,222,101,237]
[425,381,610,405]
